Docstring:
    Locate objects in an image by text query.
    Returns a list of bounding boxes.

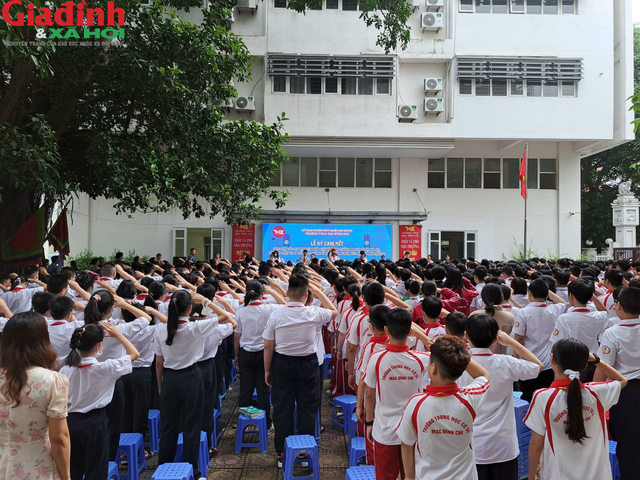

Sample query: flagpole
[524,142,529,260]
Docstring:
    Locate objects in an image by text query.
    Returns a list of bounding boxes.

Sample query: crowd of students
[0,252,638,480]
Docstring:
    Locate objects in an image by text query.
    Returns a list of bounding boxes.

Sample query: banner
[46,210,70,259]
[398,225,422,260]
[0,206,47,267]
[232,224,255,261]
[262,223,393,262]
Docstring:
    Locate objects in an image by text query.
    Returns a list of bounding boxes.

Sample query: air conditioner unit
[408,0,421,6]
[398,104,418,122]
[425,0,444,10]
[421,12,443,31]
[424,77,443,94]
[424,97,444,115]
[237,0,257,7]
[235,96,255,112]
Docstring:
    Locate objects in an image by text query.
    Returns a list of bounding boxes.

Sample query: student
[411,281,458,327]
[500,266,514,286]
[397,336,490,480]
[513,279,566,402]
[527,338,626,480]
[595,286,640,478]
[263,274,337,466]
[418,296,447,348]
[47,296,81,363]
[470,284,515,355]
[328,248,340,262]
[444,311,467,342]
[511,278,530,308]
[32,291,55,318]
[4,275,44,314]
[460,314,543,480]
[297,250,311,265]
[234,280,286,429]
[554,270,570,303]
[364,308,432,480]
[61,322,139,480]
[470,266,488,310]
[404,281,422,310]
[443,268,478,316]
[153,289,232,479]
[598,269,624,319]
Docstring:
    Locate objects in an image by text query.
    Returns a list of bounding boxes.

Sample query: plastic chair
[609,440,621,479]
[331,394,357,434]
[107,461,119,480]
[211,405,222,449]
[174,431,209,478]
[147,409,161,452]
[294,404,321,444]
[513,398,531,446]
[151,463,194,480]
[349,412,358,438]
[282,435,320,480]
[116,433,146,480]
[348,436,366,467]
[231,359,237,386]
[517,447,529,480]
[323,354,332,379]
[235,412,268,454]
[345,465,375,480]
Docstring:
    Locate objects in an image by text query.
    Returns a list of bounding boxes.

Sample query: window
[325,77,338,94]
[356,158,373,187]
[290,77,305,94]
[502,158,520,188]
[283,159,300,186]
[374,158,392,188]
[475,79,490,96]
[527,158,538,189]
[300,157,318,186]
[270,167,282,187]
[338,158,355,187]
[309,1,322,9]
[326,0,338,8]
[526,80,542,97]
[510,79,523,96]
[526,0,542,14]
[447,158,464,188]
[211,229,223,258]
[376,78,390,95]
[510,0,525,12]
[492,0,508,13]
[342,0,357,10]
[173,228,186,258]
[273,76,286,92]
[540,158,557,189]
[492,79,507,96]
[543,80,558,97]
[543,0,558,14]
[319,158,336,187]
[561,81,576,97]
[274,0,287,7]
[307,77,322,95]
[465,232,476,258]
[428,159,445,189]
[459,79,473,95]
[358,78,373,95]
[465,158,482,188]
[341,77,357,95]
[561,0,575,14]
[483,158,501,189]
[460,0,473,12]
[475,0,491,13]
[460,0,574,14]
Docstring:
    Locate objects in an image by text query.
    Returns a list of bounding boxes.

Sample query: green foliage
[501,238,537,262]
[109,249,149,265]
[285,0,412,53]
[67,249,96,271]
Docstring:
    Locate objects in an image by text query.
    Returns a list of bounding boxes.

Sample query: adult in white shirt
[526,338,626,480]
[263,274,337,463]
[397,336,491,480]
[459,315,543,480]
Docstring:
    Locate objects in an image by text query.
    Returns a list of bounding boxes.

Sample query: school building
[69,0,635,261]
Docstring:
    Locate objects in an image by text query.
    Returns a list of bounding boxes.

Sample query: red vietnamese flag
[519,148,528,200]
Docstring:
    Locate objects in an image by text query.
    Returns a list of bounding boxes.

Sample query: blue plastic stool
[331,394,357,435]
[349,436,366,467]
[116,433,146,480]
[235,412,268,453]
[517,447,529,480]
[513,391,523,399]
[323,354,332,379]
[174,431,209,478]
[514,398,531,446]
[221,377,227,400]
[252,387,272,405]
[609,440,621,479]
[151,463,194,480]
[211,405,222,449]
[282,435,320,480]
[147,409,161,452]
[345,465,375,480]
[107,461,119,480]
[349,412,359,438]
[231,360,237,386]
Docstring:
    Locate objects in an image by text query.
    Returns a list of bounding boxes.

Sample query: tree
[0,0,411,251]
[582,26,640,249]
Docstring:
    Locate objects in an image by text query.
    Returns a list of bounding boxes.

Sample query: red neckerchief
[426,383,460,396]
[50,321,66,326]
[386,344,410,352]
[551,378,581,389]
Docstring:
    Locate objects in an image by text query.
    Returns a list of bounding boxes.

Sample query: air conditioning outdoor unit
[424,77,443,94]
[235,96,255,112]
[425,0,444,10]
[409,0,421,6]
[421,12,443,31]
[424,97,444,115]
[237,0,258,13]
[398,104,418,122]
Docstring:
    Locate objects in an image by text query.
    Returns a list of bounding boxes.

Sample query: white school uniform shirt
[396,377,490,480]
[93,277,123,292]
[471,283,486,310]
[555,287,569,304]
[355,335,388,376]
[130,323,160,368]
[364,344,430,445]
[200,314,234,362]
[236,301,283,352]
[597,290,617,319]
[405,296,422,310]
[98,317,149,362]
[48,319,83,361]
[346,308,373,381]
[60,356,132,413]
[524,379,621,480]
[0,317,10,333]
[152,317,219,369]
[513,302,565,370]
[262,302,332,356]
[549,308,608,354]
[458,349,539,464]
[512,294,530,308]
[396,282,408,298]
[598,317,640,380]
[216,291,240,312]
[3,286,43,314]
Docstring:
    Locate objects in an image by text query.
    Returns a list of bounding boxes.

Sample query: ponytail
[84,290,114,324]
[244,280,264,307]
[348,284,362,312]
[66,324,104,367]
[166,290,191,346]
[481,284,503,317]
[551,339,589,444]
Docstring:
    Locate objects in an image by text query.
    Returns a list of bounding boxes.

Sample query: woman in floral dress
[0,312,71,480]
